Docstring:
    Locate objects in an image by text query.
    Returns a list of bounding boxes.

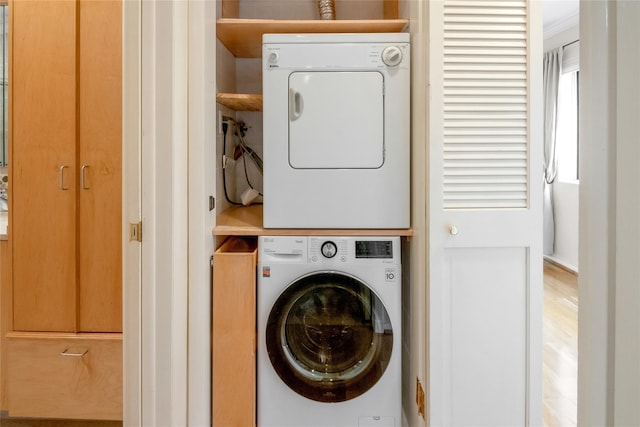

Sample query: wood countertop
[214,204,413,237]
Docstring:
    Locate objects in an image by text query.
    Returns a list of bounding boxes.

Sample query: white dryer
[257,236,402,427]
[262,33,410,229]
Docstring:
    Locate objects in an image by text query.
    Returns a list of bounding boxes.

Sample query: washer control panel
[259,236,400,265]
[308,237,399,264]
[309,238,348,263]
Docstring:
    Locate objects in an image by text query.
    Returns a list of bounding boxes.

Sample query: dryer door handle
[289,88,303,121]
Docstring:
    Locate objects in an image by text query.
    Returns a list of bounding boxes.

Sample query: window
[555,70,579,182]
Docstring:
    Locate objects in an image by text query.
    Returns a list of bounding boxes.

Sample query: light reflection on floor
[543,261,578,427]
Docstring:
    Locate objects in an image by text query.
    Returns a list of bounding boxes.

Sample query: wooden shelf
[214,204,413,236]
[216,93,263,111]
[216,18,410,58]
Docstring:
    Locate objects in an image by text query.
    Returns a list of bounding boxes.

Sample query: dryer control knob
[381,46,403,67]
[267,51,279,63]
[321,241,338,259]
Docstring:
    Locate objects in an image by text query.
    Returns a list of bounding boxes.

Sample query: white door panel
[439,210,537,248]
[445,248,527,426]
[428,0,542,426]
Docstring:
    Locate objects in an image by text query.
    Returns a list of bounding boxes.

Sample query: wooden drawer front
[6,334,122,420]
[212,238,257,427]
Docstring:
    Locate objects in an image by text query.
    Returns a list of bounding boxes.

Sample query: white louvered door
[428,0,543,425]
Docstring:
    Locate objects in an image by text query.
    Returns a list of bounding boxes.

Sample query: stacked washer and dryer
[258,33,410,427]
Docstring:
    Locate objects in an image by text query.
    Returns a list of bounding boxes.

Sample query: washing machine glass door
[288,71,384,169]
[266,271,393,403]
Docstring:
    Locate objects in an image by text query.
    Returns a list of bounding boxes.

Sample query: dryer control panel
[264,42,409,70]
[263,32,410,71]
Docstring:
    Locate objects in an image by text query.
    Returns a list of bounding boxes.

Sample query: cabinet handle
[81,165,90,189]
[59,165,69,190]
[60,348,88,357]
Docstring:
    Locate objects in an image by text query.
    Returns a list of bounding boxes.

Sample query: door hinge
[129,221,142,242]
[416,378,425,419]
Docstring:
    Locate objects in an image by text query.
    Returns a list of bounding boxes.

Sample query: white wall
[234,58,263,201]
[544,23,578,52]
[549,181,579,270]
[544,25,580,271]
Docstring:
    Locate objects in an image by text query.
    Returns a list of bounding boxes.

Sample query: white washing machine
[262,33,410,229]
[257,236,402,427]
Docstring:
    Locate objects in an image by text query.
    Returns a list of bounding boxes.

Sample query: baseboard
[544,256,578,275]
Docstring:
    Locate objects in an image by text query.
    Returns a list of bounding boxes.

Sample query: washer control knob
[381,46,403,67]
[267,51,279,63]
[321,241,338,259]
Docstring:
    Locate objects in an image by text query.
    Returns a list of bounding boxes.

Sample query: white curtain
[543,48,563,256]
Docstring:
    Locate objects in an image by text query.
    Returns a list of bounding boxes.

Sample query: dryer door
[288,71,384,169]
[266,271,393,402]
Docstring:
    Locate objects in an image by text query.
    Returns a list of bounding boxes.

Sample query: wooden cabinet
[77,0,123,333]
[10,0,122,333]
[6,333,122,420]
[11,0,77,332]
[212,237,257,427]
[5,0,122,420]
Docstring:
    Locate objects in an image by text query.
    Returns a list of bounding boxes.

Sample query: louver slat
[443,0,529,209]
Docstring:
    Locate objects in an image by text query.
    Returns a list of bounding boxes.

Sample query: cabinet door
[11,0,77,332]
[212,238,257,427]
[427,0,542,425]
[78,0,122,333]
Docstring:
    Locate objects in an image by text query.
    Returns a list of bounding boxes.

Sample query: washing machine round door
[266,271,393,403]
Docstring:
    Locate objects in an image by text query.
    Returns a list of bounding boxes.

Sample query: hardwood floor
[543,261,578,427]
